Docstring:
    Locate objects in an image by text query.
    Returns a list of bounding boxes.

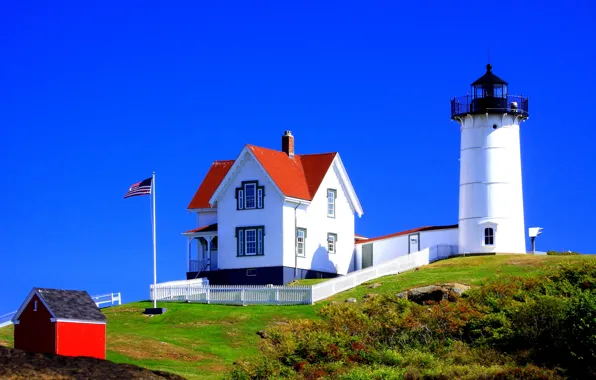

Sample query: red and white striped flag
[124,177,152,198]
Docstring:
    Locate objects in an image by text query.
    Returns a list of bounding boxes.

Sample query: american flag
[124,177,152,198]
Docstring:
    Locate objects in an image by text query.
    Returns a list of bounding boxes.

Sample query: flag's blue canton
[124,177,152,198]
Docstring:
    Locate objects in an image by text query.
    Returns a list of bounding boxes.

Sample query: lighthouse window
[475,87,484,98]
[484,228,495,245]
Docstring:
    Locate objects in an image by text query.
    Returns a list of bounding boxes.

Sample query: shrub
[547,250,580,255]
[229,262,596,379]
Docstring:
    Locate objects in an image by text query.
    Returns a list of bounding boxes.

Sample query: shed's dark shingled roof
[36,288,107,322]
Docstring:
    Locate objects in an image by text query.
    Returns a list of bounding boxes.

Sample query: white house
[183,131,364,285]
[180,64,531,286]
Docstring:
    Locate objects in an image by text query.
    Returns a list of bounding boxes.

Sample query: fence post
[275,288,279,306]
[241,287,246,306]
[207,286,210,304]
[110,293,114,305]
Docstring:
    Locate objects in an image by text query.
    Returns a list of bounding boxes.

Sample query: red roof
[247,145,337,200]
[188,145,337,209]
[183,223,218,234]
[187,161,234,209]
[355,224,458,244]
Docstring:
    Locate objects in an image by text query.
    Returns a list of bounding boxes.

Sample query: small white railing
[0,311,16,328]
[151,283,311,306]
[91,292,123,308]
[189,259,209,272]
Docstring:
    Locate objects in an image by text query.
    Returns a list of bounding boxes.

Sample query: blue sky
[1,1,594,312]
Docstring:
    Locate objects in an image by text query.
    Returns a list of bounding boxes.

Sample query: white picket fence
[151,245,458,306]
[312,245,456,302]
[150,284,312,305]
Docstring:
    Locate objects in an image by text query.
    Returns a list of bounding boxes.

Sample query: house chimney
[282,130,294,158]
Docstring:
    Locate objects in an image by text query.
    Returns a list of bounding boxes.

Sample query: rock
[363,293,377,299]
[345,298,357,303]
[443,283,471,296]
[396,291,408,300]
[257,330,269,339]
[368,283,382,289]
[407,285,448,304]
[403,283,472,305]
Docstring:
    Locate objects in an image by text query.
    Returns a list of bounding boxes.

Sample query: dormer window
[236,181,264,210]
[327,189,336,217]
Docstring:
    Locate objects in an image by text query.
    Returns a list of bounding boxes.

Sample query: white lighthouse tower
[451,64,529,254]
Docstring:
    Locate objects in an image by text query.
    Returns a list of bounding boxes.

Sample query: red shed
[11,287,107,359]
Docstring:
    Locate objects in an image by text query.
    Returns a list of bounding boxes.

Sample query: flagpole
[152,171,157,309]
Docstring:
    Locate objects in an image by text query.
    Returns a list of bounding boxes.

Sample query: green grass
[0,254,594,379]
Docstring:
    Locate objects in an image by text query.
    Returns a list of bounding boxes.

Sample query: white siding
[217,152,285,270]
[354,228,458,269]
[282,159,355,275]
[196,210,217,227]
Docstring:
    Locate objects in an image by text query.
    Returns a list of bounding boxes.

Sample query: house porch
[183,223,218,278]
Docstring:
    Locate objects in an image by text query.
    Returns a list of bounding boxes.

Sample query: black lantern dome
[450,64,528,119]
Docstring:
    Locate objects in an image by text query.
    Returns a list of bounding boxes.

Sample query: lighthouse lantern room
[451,64,529,255]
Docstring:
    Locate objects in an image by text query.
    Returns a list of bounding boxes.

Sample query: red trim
[355,224,458,244]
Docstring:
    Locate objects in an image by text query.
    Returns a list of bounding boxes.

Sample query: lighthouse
[451,64,529,254]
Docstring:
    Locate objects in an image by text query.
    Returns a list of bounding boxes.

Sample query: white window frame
[257,229,263,255]
[244,183,257,209]
[327,233,337,254]
[296,228,306,257]
[34,300,38,311]
[238,231,244,254]
[327,189,336,217]
[245,229,257,255]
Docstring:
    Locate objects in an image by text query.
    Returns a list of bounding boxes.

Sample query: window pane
[484,228,494,245]
[327,234,336,253]
[245,229,256,255]
[257,188,263,208]
[258,229,263,255]
[245,184,256,208]
[238,190,244,209]
[238,233,243,255]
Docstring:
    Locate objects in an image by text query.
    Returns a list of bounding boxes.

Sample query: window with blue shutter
[236,181,265,210]
[236,226,265,256]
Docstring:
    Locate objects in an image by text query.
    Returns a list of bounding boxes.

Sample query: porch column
[187,237,192,272]
[206,236,213,271]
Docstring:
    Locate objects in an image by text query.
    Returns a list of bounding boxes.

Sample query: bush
[228,261,596,379]
[547,250,580,255]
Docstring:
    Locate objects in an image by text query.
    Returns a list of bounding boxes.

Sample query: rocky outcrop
[397,283,471,304]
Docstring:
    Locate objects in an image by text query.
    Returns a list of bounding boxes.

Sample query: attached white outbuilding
[353,225,459,270]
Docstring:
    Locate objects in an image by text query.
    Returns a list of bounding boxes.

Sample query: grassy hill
[1,254,594,379]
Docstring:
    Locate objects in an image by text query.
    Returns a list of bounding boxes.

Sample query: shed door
[362,244,373,269]
[408,233,420,253]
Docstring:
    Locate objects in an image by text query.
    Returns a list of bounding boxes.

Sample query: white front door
[408,234,420,253]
